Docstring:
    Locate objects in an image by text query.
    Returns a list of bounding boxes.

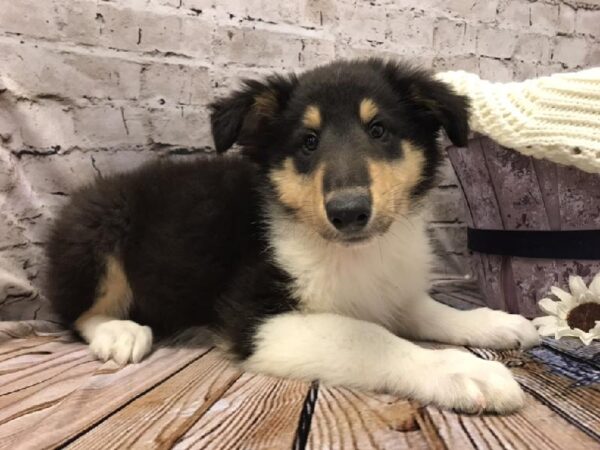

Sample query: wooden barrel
[447,136,600,318]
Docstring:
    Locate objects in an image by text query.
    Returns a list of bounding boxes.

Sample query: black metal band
[467,228,600,260]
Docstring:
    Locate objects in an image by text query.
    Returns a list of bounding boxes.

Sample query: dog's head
[210,59,469,244]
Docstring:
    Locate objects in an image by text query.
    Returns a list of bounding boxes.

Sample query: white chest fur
[268,208,433,326]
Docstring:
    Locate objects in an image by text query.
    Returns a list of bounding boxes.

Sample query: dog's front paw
[465,308,541,350]
[89,320,153,365]
[415,349,525,414]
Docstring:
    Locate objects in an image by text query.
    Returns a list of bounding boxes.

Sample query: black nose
[325,190,371,232]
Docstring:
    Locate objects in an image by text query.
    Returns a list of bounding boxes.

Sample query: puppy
[46,58,540,414]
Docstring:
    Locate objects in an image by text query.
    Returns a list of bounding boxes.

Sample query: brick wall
[0,0,599,319]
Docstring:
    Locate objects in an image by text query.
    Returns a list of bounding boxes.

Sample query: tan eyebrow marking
[302,105,321,129]
[359,98,379,124]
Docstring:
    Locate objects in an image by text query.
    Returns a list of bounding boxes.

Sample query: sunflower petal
[550,286,573,303]
[556,303,571,320]
[579,333,596,346]
[537,298,559,315]
[532,315,557,327]
[568,276,588,298]
[589,273,600,297]
[555,326,582,339]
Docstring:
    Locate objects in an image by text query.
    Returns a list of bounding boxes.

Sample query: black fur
[46,59,469,359]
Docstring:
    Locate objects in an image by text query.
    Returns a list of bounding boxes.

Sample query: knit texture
[436,68,600,174]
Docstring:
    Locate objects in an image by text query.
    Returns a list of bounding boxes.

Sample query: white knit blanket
[436,68,600,174]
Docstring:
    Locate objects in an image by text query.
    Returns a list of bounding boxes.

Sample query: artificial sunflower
[532,274,600,345]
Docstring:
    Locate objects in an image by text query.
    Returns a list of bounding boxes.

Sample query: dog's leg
[243,312,525,413]
[75,256,152,364]
[393,295,540,350]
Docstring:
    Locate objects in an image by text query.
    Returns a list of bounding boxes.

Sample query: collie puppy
[46,59,539,414]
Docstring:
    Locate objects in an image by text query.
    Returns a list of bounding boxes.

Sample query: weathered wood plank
[557,165,600,230]
[174,372,310,450]
[306,387,428,450]
[0,338,100,440]
[447,139,508,312]
[532,158,561,231]
[0,335,212,449]
[421,392,599,450]
[0,333,73,364]
[472,346,600,440]
[481,139,550,231]
[66,349,241,450]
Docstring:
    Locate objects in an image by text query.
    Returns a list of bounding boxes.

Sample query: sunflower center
[566,302,600,332]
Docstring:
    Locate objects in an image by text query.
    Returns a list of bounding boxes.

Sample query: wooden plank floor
[1,285,599,450]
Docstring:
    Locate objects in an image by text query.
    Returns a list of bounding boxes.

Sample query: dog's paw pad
[89,320,153,365]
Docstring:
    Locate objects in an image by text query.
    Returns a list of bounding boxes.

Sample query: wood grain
[174,372,310,450]
[0,338,212,449]
[66,349,242,450]
[447,138,508,312]
[306,387,428,450]
[421,392,599,450]
[0,338,100,440]
[472,346,600,440]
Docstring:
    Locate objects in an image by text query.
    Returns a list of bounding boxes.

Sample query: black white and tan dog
[46,59,539,414]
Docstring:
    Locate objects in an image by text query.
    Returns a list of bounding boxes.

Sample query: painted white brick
[9,101,77,149]
[512,60,539,81]
[72,105,148,147]
[147,106,212,147]
[302,0,338,27]
[19,149,157,194]
[337,1,388,44]
[478,57,515,82]
[440,0,499,23]
[514,34,551,63]
[189,0,302,25]
[335,44,435,67]
[496,0,530,29]
[433,19,477,56]
[477,27,518,59]
[386,13,435,49]
[575,9,600,37]
[433,55,480,73]
[212,26,327,68]
[587,44,600,66]
[0,42,142,101]
[530,2,560,34]
[298,37,336,68]
[97,3,213,57]
[552,35,590,67]
[19,151,98,194]
[140,64,210,106]
[558,3,577,34]
[0,0,98,45]
[536,62,570,77]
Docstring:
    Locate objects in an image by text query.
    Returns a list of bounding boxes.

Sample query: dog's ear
[209,75,297,153]
[374,60,470,147]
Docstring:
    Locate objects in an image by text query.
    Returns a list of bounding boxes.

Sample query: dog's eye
[304,133,319,151]
[369,122,385,139]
